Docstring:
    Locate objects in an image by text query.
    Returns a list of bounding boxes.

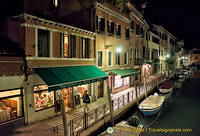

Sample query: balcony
[134,58,144,65]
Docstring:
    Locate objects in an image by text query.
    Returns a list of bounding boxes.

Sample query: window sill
[35,105,54,112]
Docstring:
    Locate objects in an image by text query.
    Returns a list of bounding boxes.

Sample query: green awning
[33,66,108,91]
[156,62,161,65]
[145,62,153,65]
[110,68,140,78]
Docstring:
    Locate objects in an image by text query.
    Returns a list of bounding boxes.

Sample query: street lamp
[166,54,170,58]
[116,47,121,52]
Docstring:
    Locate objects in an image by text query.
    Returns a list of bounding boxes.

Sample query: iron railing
[45,73,167,136]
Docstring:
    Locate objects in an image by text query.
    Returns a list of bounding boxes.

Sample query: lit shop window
[114,76,129,88]
[34,85,54,111]
[0,89,23,123]
[74,84,89,98]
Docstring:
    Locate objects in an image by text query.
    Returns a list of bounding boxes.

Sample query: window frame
[116,23,121,38]
[108,51,113,67]
[0,88,24,122]
[125,27,130,40]
[33,84,55,112]
[115,52,120,65]
[97,50,103,67]
[36,28,52,57]
[96,16,105,33]
[124,52,128,65]
[107,20,114,35]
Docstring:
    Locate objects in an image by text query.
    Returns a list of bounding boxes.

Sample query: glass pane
[0,96,22,123]
[34,91,54,111]
[108,52,112,66]
[38,29,49,57]
[82,38,86,58]
[34,85,48,91]
[98,51,102,66]
[0,89,21,98]
[64,34,69,58]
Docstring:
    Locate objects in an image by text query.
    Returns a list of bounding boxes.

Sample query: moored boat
[138,95,165,116]
[99,116,143,136]
[158,81,173,93]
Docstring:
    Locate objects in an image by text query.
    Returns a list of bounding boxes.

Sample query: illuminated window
[53,0,58,7]
[0,89,23,123]
[64,34,69,58]
[34,85,54,111]
[51,0,60,9]
[82,38,90,58]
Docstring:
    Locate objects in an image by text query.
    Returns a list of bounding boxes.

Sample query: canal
[140,71,200,136]
[96,70,200,136]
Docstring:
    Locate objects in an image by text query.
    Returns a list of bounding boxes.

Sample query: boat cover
[139,95,165,109]
[158,81,173,89]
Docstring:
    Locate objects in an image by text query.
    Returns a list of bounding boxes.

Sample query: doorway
[98,81,103,98]
[62,88,73,112]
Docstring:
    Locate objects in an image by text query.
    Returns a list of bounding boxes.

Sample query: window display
[0,89,23,123]
[34,85,54,111]
[74,84,89,98]
[114,76,130,88]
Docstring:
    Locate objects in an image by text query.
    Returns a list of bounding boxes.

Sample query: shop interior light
[182,56,185,59]
[166,54,170,58]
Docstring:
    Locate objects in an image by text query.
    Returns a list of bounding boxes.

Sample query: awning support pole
[135,81,139,105]
[144,77,147,98]
[107,80,114,126]
[57,90,68,136]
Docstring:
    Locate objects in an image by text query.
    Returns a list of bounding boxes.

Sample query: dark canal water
[140,71,200,136]
[95,70,200,136]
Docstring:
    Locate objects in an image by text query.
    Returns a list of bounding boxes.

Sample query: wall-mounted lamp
[166,54,170,58]
[116,47,121,52]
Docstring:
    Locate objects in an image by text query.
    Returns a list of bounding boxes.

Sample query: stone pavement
[0,73,164,136]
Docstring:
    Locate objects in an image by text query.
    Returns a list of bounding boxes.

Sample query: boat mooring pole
[144,78,147,98]
[57,90,68,136]
[107,80,114,126]
[134,81,139,105]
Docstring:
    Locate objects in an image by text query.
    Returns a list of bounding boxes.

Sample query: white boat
[158,81,173,93]
[139,95,165,116]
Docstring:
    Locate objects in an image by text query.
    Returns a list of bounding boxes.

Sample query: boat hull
[139,106,162,116]
[159,87,173,94]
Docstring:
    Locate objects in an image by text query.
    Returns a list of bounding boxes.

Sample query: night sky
[132,0,200,49]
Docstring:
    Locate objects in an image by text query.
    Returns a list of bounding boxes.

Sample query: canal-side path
[0,72,168,136]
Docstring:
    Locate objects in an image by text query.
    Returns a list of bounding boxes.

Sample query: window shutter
[101,18,105,32]
[60,33,64,58]
[73,35,76,58]
[96,16,98,30]
[111,22,114,34]
[107,20,109,33]
[87,39,90,58]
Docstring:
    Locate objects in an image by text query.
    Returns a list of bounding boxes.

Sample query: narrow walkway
[0,73,166,136]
